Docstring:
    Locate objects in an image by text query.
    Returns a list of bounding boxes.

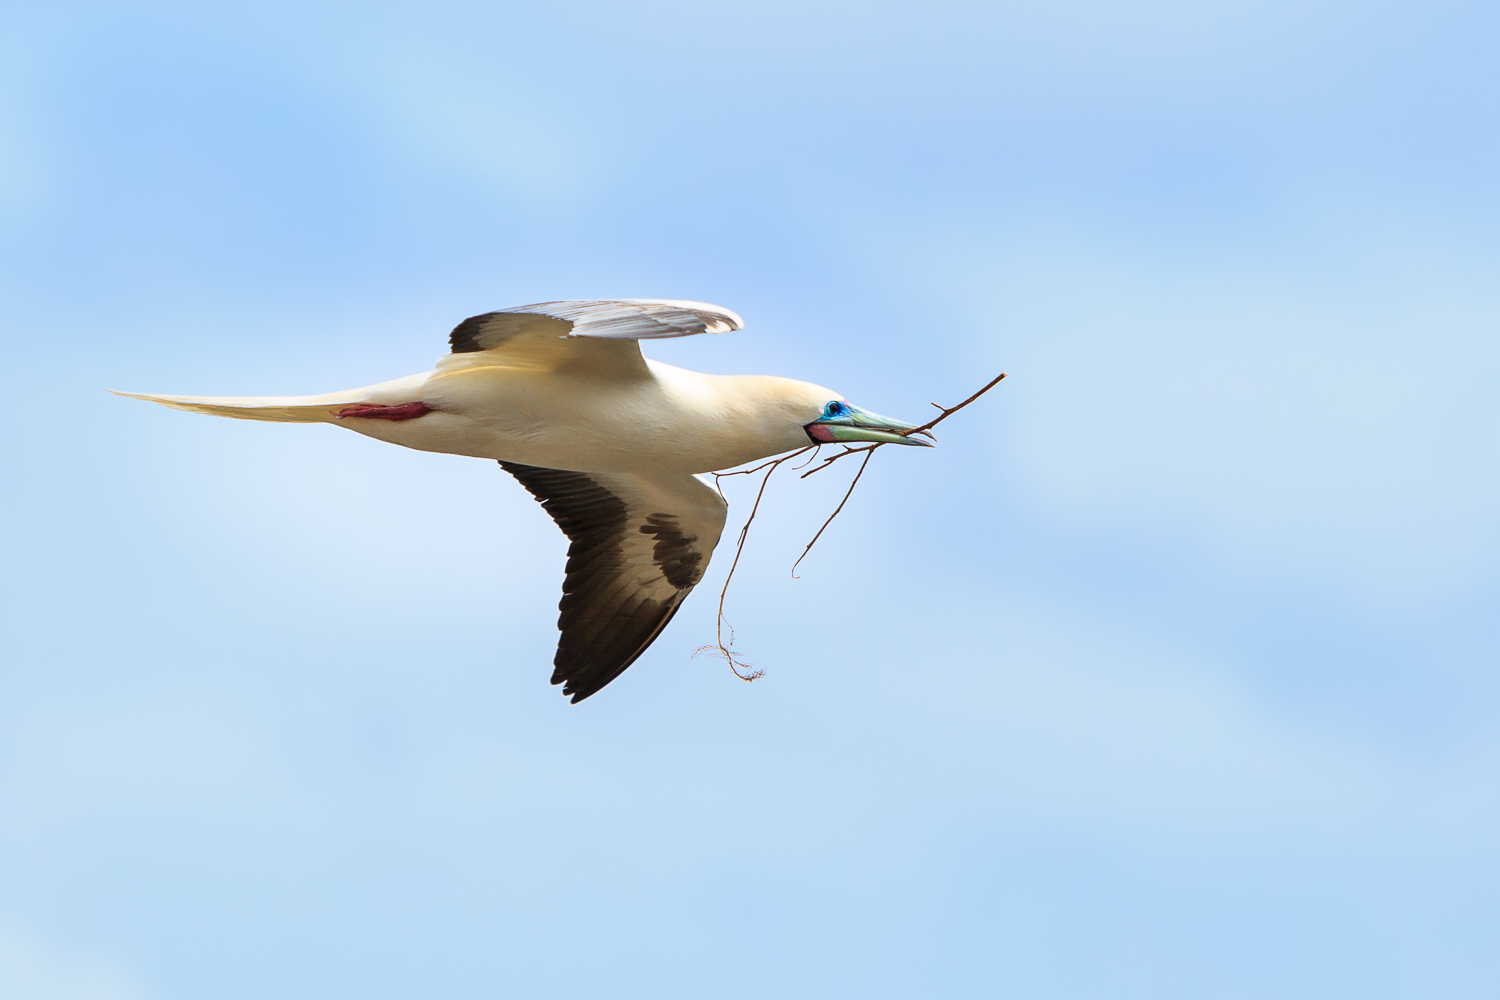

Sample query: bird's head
[726,377,934,457]
[800,395,933,448]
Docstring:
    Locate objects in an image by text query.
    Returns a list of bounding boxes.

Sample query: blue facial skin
[805,400,934,446]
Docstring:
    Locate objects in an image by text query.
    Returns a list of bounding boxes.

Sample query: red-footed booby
[116,300,929,702]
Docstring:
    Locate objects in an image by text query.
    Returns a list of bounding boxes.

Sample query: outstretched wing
[501,462,729,703]
[450,299,743,355]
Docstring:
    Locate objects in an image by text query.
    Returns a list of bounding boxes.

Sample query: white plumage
[117,299,928,702]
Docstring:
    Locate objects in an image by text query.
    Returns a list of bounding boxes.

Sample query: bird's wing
[501,462,729,703]
[449,299,743,355]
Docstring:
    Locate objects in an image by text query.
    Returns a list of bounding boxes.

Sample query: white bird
[117,299,930,702]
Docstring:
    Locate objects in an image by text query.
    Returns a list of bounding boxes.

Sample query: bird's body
[118,300,928,702]
[147,356,832,474]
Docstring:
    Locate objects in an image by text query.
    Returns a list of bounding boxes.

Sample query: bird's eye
[825,401,843,417]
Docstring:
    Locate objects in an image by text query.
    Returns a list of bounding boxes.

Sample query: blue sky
[2,1,1498,996]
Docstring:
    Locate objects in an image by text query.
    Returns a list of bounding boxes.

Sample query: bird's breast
[339,363,798,474]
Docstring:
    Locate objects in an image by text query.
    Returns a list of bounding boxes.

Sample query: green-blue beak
[806,404,934,447]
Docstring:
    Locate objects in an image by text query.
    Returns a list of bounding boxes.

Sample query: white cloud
[0,84,48,219]
[866,588,1500,839]
[890,216,1500,608]
[370,55,590,206]
[0,925,148,1000]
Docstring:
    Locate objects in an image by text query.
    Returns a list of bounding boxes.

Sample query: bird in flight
[117,300,930,702]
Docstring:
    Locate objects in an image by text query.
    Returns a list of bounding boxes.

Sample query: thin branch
[789,371,1007,558]
[799,443,878,479]
[699,372,1007,683]
[696,446,813,680]
[717,447,813,480]
[906,371,1007,436]
[710,445,812,503]
[790,447,874,578]
[796,372,1007,480]
[791,444,824,470]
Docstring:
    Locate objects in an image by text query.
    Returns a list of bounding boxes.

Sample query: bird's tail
[108,388,365,423]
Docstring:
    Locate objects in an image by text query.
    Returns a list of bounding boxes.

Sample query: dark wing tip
[449,312,496,354]
[556,601,686,704]
[501,461,701,705]
[449,311,574,354]
[452,300,741,353]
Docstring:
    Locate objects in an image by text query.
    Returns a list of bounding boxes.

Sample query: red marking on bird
[335,402,433,421]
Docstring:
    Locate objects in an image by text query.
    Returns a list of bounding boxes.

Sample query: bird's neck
[646,362,819,468]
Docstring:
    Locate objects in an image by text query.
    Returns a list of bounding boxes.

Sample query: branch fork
[695,372,1007,681]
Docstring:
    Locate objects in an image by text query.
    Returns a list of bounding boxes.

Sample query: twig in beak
[700,372,1006,682]
[699,445,816,680]
[791,447,874,579]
